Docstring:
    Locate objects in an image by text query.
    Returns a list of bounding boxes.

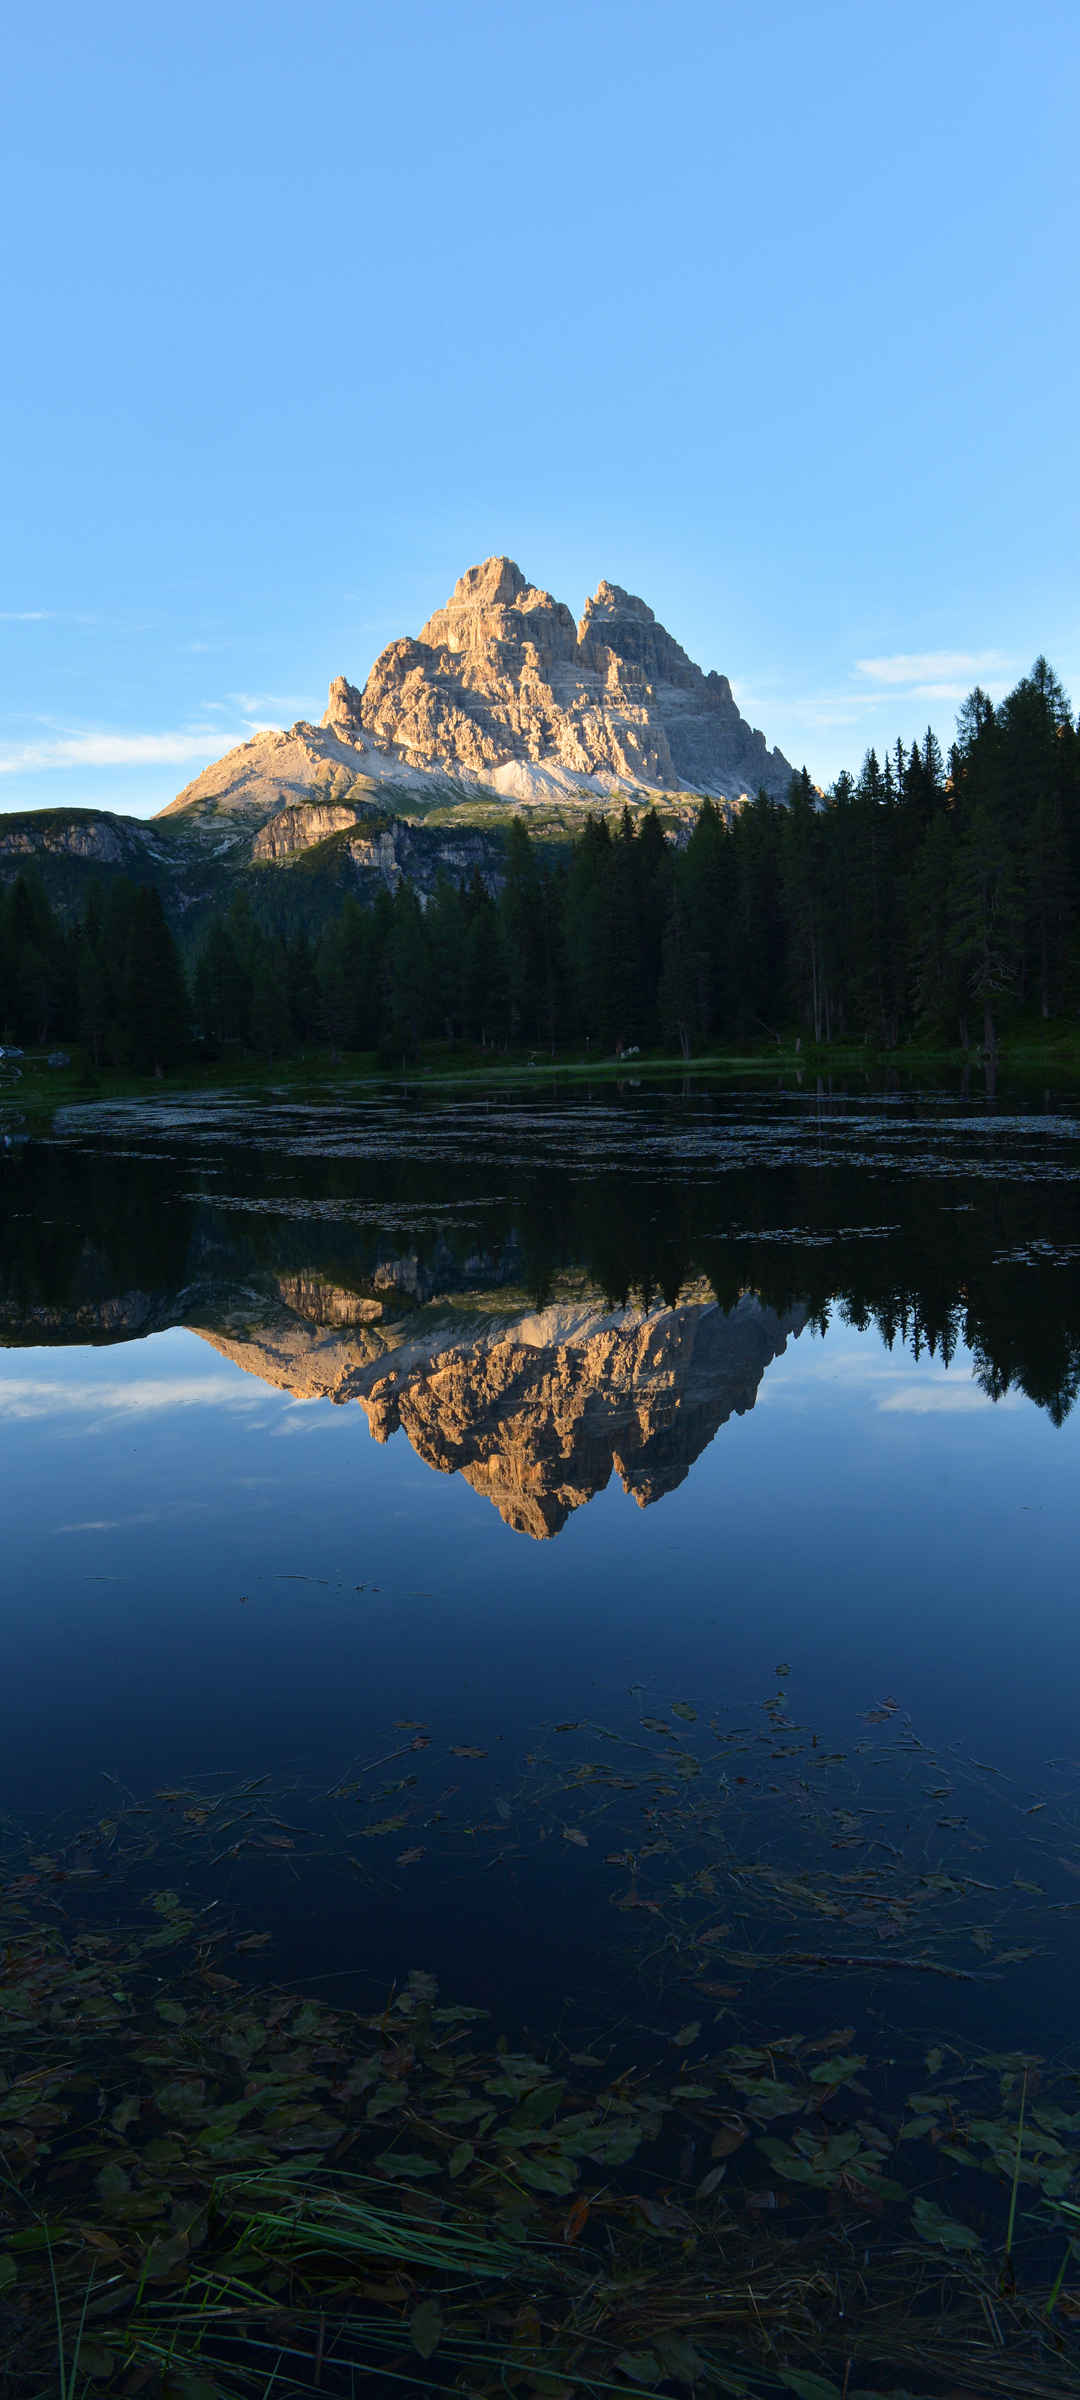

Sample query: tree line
[2,658,1078,1068]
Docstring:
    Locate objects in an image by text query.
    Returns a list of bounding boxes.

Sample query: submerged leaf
[657,2335,708,2385]
[911,2195,981,2251]
[516,2154,578,2194]
[143,2227,190,2281]
[616,2352,662,2388]
[710,2123,747,2157]
[409,2297,443,2360]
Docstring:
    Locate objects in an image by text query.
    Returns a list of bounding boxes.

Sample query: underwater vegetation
[4,1688,1080,2396]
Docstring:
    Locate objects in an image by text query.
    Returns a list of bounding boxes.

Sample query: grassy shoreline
[3,1023,1080,1119]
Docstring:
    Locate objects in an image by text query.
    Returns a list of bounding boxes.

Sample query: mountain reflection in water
[3,1085,1080,1533]
[199,1286,805,1538]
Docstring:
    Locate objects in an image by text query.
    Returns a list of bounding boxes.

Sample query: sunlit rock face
[360,557,795,804]
[191,1284,805,1538]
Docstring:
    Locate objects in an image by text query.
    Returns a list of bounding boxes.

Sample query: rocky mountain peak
[448,555,528,609]
[361,558,794,802]
[418,557,578,666]
[583,579,656,627]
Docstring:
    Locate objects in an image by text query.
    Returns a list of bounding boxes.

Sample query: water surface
[4,1082,1078,1822]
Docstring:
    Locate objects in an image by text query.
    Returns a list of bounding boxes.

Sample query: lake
[3,1078,1080,2396]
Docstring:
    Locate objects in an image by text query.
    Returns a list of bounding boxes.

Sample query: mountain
[163,556,795,828]
[0,559,796,922]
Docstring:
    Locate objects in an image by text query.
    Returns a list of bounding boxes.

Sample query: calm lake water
[4,1082,1079,1965]
[3,1079,1080,2388]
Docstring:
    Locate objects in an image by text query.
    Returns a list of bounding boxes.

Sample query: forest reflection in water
[2,1082,1079,1538]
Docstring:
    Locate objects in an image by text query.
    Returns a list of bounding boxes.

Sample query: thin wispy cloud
[878,1383,1018,1415]
[0,1374,266,1421]
[0,727,251,775]
[227,690,316,722]
[855,650,1014,688]
[54,1501,216,1532]
[735,647,1025,757]
[1,609,99,626]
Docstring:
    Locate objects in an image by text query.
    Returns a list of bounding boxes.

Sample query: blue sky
[2,0,1077,818]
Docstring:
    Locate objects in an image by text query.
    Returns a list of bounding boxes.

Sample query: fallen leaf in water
[671,2021,701,2047]
[450,1746,487,1760]
[396,1847,425,1866]
[563,1826,589,1848]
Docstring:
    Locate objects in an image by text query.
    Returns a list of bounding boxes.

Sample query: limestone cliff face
[0,810,165,867]
[251,801,367,861]
[359,557,794,804]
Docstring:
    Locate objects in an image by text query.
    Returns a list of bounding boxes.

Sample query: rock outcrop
[251,801,367,862]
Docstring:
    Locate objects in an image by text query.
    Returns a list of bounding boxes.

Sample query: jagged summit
[158,557,794,825]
